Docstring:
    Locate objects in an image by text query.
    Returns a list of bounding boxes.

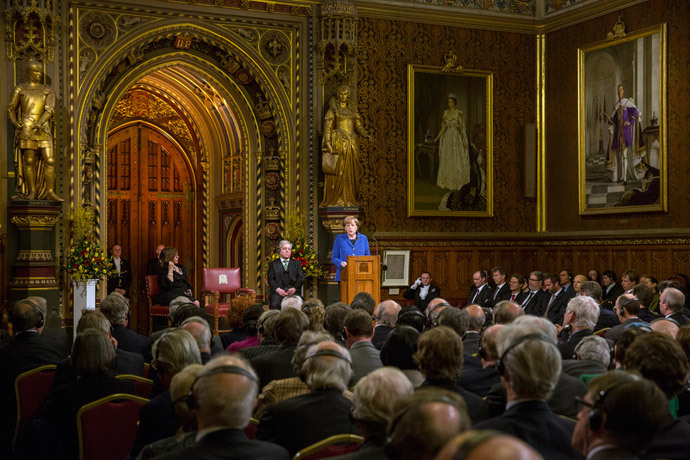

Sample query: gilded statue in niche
[8,60,63,201]
[321,85,371,207]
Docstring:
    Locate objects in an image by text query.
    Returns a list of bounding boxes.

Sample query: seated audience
[492,300,524,324]
[154,355,289,459]
[344,309,383,385]
[578,280,619,330]
[380,325,423,388]
[571,371,667,460]
[622,332,690,459]
[385,387,470,460]
[43,329,135,460]
[100,292,149,356]
[507,274,525,302]
[561,335,610,380]
[372,299,400,348]
[256,341,360,455]
[251,308,309,390]
[240,310,280,360]
[226,305,264,352]
[129,329,202,458]
[414,326,489,423]
[436,430,543,460]
[180,316,213,363]
[156,247,199,306]
[475,323,581,460]
[135,364,204,460]
[337,367,414,459]
[660,287,690,326]
[558,296,600,360]
[459,324,503,397]
[302,299,327,333]
[542,273,568,325]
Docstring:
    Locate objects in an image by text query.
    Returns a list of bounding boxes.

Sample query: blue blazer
[331,232,370,281]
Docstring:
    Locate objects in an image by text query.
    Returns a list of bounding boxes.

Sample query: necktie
[282,260,288,271]
[472,287,480,304]
[493,287,499,300]
[543,294,556,317]
[522,291,534,308]
[511,293,516,301]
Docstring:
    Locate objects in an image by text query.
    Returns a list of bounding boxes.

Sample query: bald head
[427,298,449,324]
[494,301,524,324]
[651,318,680,339]
[464,304,485,332]
[436,431,543,460]
[573,274,588,294]
[375,299,401,327]
[480,324,504,363]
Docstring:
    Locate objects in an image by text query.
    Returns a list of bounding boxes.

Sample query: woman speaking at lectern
[332,215,370,282]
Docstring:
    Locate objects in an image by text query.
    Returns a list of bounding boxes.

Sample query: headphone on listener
[426,302,453,327]
[385,394,466,459]
[496,333,555,376]
[587,374,640,431]
[177,365,259,410]
[21,299,45,329]
[304,348,353,367]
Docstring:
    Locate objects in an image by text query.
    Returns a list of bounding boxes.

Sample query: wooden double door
[107,122,197,335]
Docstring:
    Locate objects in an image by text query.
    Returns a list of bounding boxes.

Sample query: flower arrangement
[66,207,115,283]
[270,212,324,279]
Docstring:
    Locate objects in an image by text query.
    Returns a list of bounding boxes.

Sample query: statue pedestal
[8,202,62,323]
[72,280,98,341]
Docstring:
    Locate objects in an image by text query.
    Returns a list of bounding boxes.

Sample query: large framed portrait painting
[407,63,493,217]
[578,23,667,215]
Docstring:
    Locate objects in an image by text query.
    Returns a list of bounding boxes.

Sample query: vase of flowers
[66,207,114,333]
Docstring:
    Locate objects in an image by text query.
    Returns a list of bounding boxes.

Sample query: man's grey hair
[181,316,212,351]
[291,331,334,375]
[194,355,259,429]
[497,324,561,399]
[258,310,280,338]
[352,367,413,423]
[511,315,558,341]
[100,293,130,325]
[169,296,191,320]
[566,295,600,330]
[663,287,685,314]
[374,300,401,327]
[281,295,303,310]
[579,281,603,303]
[278,240,292,250]
[303,342,353,391]
[574,335,611,368]
[152,328,202,375]
[77,310,111,334]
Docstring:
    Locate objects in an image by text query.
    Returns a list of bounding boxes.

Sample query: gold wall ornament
[4,0,59,62]
[10,214,60,231]
[174,34,194,50]
[441,52,464,73]
[318,1,358,83]
[607,16,627,41]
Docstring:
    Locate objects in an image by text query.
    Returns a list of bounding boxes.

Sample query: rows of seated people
[1,267,690,460]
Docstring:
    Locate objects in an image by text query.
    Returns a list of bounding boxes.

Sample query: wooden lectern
[340,255,380,306]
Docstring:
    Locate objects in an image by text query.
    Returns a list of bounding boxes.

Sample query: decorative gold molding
[16,250,54,262]
[10,214,60,231]
[607,16,627,41]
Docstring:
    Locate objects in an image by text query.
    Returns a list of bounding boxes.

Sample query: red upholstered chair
[292,434,364,460]
[202,268,256,335]
[145,275,170,335]
[115,374,153,398]
[13,364,57,447]
[76,393,148,460]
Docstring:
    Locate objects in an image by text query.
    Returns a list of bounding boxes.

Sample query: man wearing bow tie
[267,240,305,310]
[107,244,132,297]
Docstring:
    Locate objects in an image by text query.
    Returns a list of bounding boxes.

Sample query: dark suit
[420,380,490,424]
[668,312,690,326]
[595,306,620,330]
[561,359,608,380]
[602,283,625,309]
[637,307,658,323]
[129,389,181,458]
[372,325,392,349]
[349,340,382,385]
[251,343,297,390]
[642,416,690,460]
[606,317,649,343]
[107,257,133,296]
[146,257,161,276]
[156,428,289,460]
[240,338,280,360]
[459,365,501,397]
[468,284,494,309]
[558,329,593,360]
[490,283,511,306]
[256,388,359,456]
[589,447,639,460]
[403,284,441,312]
[542,290,569,324]
[520,290,545,316]
[475,400,580,460]
[462,331,480,356]
[267,258,305,310]
[111,323,149,357]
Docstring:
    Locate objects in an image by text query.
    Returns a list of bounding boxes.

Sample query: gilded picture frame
[382,249,410,287]
[407,65,493,217]
[578,24,667,215]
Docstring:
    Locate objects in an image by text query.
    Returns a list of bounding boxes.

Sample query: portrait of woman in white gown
[434,94,470,190]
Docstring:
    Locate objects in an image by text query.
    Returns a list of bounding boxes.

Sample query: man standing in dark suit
[267,240,305,310]
[520,271,545,316]
[256,341,360,456]
[403,271,441,312]
[155,355,289,460]
[468,269,494,309]
[107,244,132,297]
[660,287,690,326]
[490,266,511,306]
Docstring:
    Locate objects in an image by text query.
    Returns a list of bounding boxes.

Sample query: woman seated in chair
[157,247,200,307]
[42,329,136,460]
